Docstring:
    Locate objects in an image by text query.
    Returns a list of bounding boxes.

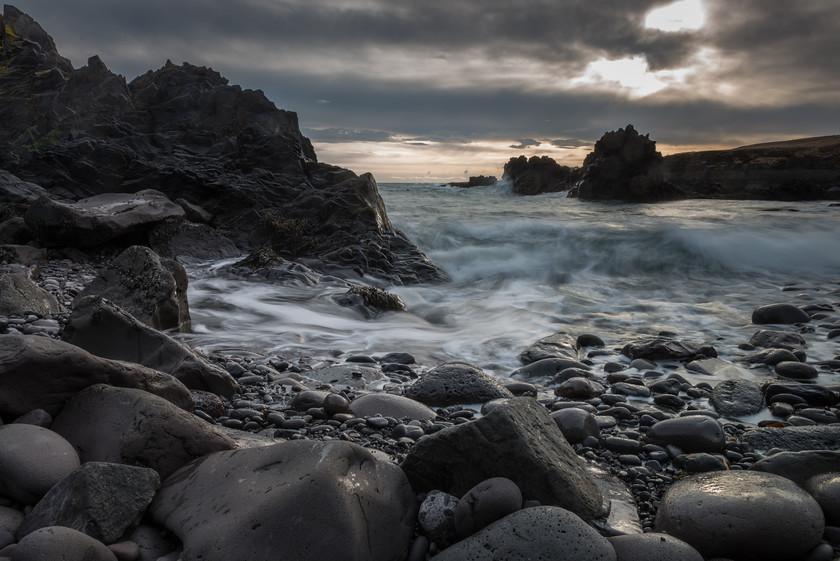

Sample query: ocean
[181,182,840,384]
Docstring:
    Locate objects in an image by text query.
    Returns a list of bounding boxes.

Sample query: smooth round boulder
[11,526,117,561]
[752,303,810,324]
[550,407,600,444]
[405,362,513,406]
[654,471,825,561]
[454,477,523,538]
[349,393,436,421]
[555,377,604,399]
[644,416,725,453]
[608,532,703,561]
[775,360,818,380]
[804,474,840,526]
[433,506,616,561]
[0,425,80,505]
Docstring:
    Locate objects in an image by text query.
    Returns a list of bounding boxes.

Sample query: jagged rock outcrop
[569,125,685,202]
[0,5,445,284]
[447,175,498,188]
[662,136,840,200]
[502,156,576,196]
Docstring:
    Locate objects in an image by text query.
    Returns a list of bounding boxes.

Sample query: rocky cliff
[0,5,445,284]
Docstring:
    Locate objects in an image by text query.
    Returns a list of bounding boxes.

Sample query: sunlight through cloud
[645,0,706,32]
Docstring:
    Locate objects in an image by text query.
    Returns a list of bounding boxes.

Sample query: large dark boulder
[0,424,80,505]
[76,245,190,332]
[0,6,445,284]
[62,295,238,396]
[0,335,193,417]
[502,155,575,196]
[400,398,603,520]
[405,361,513,406]
[150,440,416,561]
[50,384,234,479]
[569,125,685,202]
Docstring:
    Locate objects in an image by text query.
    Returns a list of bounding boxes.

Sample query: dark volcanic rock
[447,175,498,188]
[752,303,811,324]
[404,361,513,406]
[621,337,714,362]
[151,440,416,561]
[502,155,575,196]
[0,6,445,283]
[50,384,234,479]
[0,335,193,417]
[76,245,190,332]
[400,398,603,520]
[661,136,840,201]
[569,125,684,202]
[519,332,578,364]
[62,295,239,396]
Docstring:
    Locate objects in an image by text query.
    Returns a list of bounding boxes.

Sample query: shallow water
[182,182,840,382]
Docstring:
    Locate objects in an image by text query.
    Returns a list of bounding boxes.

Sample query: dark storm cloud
[13,0,839,162]
[509,139,542,149]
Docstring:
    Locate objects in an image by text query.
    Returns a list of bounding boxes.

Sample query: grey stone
[749,329,807,351]
[151,440,415,561]
[418,491,459,547]
[518,332,578,364]
[654,471,825,561]
[433,506,616,561]
[0,273,61,317]
[741,425,840,452]
[17,462,160,544]
[0,170,50,204]
[50,384,234,480]
[11,409,51,428]
[349,393,436,421]
[405,362,513,406]
[302,364,383,390]
[609,533,703,561]
[0,507,24,535]
[0,335,193,417]
[621,337,714,361]
[75,245,190,332]
[0,425,79,505]
[709,380,764,418]
[62,296,238,396]
[454,477,523,538]
[550,407,600,444]
[401,398,603,521]
[10,526,117,561]
[24,190,184,248]
[645,416,725,453]
[752,303,811,324]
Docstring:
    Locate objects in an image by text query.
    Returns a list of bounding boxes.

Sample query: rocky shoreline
[1,250,839,560]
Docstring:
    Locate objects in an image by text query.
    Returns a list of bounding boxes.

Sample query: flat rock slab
[50,384,234,480]
[0,334,193,417]
[0,424,80,505]
[400,397,602,521]
[654,471,825,561]
[24,189,184,248]
[151,440,416,561]
[62,295,238,396]
[433,506,616,561]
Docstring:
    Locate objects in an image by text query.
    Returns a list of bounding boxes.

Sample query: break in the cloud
[14,0,840,181]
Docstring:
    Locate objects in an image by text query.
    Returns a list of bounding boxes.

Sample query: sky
[11,0,840,182]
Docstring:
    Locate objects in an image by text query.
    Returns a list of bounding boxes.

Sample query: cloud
[305,127,394,143]
[509,139,542,149]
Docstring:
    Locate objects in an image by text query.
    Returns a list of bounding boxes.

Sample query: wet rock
[654,471,825,561]
[151,440,415,561]
[749,329,807,351]
[24,190,184,248]
[608,532,703,561]
[775,360,818,379]
[0,424,80,505]
[17,462,160,544]
[333,285,406,318]
[62,296,238,396]
[405,362,513,406]
[51,384,234,479]
[502,155,575,196]
[11,526,117,561]
[433,506,616,561]
[709,380,764,418]
[0,335,193,417]
[555,377,605,399]
[401,398,603,520]
[302,364,384,390]
[77,245,190,332]
[680,453,729,473]
[550,407,600,444]
[685,357,751,378]
[741,425,840,452]
[763,382,837,407]
[645,416,725,453]
[349,393,436,421]
[511,357,590,379]
[742,348,800,365]
[518,332,578,364]
[752,303,811,324]
[453,477,523,538]
[621,337,714,362]
[0,273,62,316]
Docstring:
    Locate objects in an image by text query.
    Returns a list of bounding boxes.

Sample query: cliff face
[662,136,840,200]
[0,5,445,284]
